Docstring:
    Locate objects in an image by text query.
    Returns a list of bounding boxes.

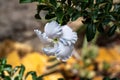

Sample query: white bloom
[34,21,78,61]
[55,42,74,61]
[44,21,62,39]
[60,25,78,46]
[34,29,53,45]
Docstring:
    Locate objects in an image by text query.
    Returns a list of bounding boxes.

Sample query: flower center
[53,38,58,42]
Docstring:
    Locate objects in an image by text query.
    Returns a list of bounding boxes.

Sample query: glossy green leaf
[55,7,64,24]
[97,23,105,33]
[96,0,104,4]
[19,64,25,80]
[49,0,57,7]
[45,14,55,19]
[71,11,81,21]
[37,5,52,12]
[88,0,94,7]
[66,7,75,15]
[4,64,12,74]
[107,25,117,36]
[1,58,6,65]
[104,3,112,13]
[86,23,96,41]
[25,71,37,80]
[62,14,70,25]
[81,2,88,10]
[37,76,43,80]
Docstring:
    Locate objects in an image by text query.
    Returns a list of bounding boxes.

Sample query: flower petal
[55,42,74,61]
[60,25,78,46]
[34,29,53,45]
[44,21,62,39]
[42,44,58,56]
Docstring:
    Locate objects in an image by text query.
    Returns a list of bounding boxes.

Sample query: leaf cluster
[0,58,64,80]
[19,0,120,41]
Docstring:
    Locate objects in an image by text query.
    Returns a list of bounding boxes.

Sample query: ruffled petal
[34,29,53,45]
[55,42,74,61]
[42,43,58,56]
[44,21,62,39]
[60,25,78,46]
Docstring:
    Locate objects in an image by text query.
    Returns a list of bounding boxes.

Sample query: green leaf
[61,0,66,4]
[113,4,120,13]
[19,64,25,80]
[37,76,43,80]
[4,64,12,74]
[81,2,88,10]
[0,65,4,72]
[45,14,55,19]
[62,14,70,25]
[55,7,64,24]
[49,0,57,7]
[66,7,75,15]
[11,66,20,76]
[71,11,81,21]
[107,25,117,36]
[83,0,88,3]
[14,76,19,80]
[97,23,105,33]
[86,23,96,41]
[4,76,11,80]
[89,0,94,6]
[104,3,112,13]
[1,58,6,65]
[25,71,37,80]
[96,0,104,4]
[37,5,51,12]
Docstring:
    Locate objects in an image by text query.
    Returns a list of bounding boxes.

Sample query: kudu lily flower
[34,21,78,61]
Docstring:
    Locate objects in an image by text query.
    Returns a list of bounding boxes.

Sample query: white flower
[44,21,62,39]
[60,25,78,46]
[34,21,78,61]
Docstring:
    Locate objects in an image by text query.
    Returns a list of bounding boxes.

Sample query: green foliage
[0,58,64,80]
[19,0,120,41]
